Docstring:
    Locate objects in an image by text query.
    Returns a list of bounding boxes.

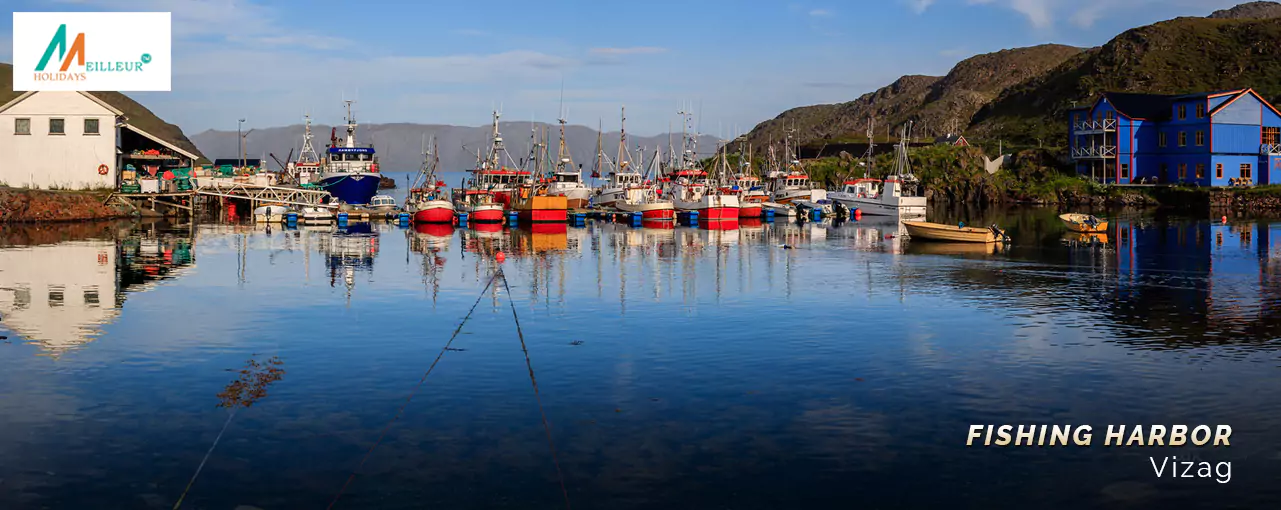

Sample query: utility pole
[238,118,246,168]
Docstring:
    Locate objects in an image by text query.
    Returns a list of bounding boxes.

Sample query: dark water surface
[1,210,1279,509]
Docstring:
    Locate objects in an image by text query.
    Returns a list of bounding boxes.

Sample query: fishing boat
[1059,213,1108,233]
[829,122,927,217]
[286,114,324,186]
[546,106,592,208]
[595,109,647,208]
[369,195,397,211]
[253,204,292,223]
[722,139,767,218]
[406,137,456,224]
[453,110,531,211]
[903,221,1010,243]
[300,206,335,223]
[509,124,568,223]
[764,126,826,204]
[762,201,796,218]
[452,111,527,221]
[317,100,382,205]
[665,110,739,219]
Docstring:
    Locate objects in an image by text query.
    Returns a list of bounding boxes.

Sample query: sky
[2,0,1247,136]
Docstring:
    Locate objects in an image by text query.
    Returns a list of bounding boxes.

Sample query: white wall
[0,240,121,355]
[0,91,117,189]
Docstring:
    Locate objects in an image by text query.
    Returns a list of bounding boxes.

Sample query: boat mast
[343,99,357,148]
[488,110,503,170]
[557,101,573,174]
[863,117,875,178]
[593,119,603,179]
[298,113,320,164]
[617,106,628,174]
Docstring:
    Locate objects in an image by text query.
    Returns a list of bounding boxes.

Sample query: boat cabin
[474,169,530,188]
[327,147,378,173]
[840,178,881,198]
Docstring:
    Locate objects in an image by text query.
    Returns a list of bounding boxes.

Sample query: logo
[14,12,171,92]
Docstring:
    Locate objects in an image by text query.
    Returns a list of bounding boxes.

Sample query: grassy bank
[0,187,129,223]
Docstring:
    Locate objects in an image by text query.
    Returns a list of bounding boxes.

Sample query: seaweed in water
[216,356,286,409]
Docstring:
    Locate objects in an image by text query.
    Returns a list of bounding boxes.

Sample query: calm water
[1,210,1279,509]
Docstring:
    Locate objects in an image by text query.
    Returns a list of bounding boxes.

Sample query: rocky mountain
[1,63,206,161]
[745,2,1281,150]
[1209,1,1281,19]
[190,123,720,188]
[972,14,1281,143]
[742,44,1083,150]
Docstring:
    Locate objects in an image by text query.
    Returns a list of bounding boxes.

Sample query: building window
[1159,132,1167,148]
[1178,104,1187,120]
[1216,163,1224,179]
[1196,163,1205,179]
[1178,131,1187,147]
[1120,164,1130,179]
[1195,131,1205,146]
[1179,163,1187,180]
[1197,103,1206,118]
[1241,163,1252,179]
[49,118,65,135]
[84,118,99,135]
[15,117,31,135]
[1161,163,1170,182]
[1105,111,1115,121]
[1264,127,1281,145]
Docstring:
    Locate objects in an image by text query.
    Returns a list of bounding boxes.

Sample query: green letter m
[36,24,69,72]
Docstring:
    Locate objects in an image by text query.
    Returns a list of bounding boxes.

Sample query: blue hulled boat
[319,100,381,205]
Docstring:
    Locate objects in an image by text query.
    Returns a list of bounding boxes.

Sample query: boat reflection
[0,221,196,356]
[317,223,379,299]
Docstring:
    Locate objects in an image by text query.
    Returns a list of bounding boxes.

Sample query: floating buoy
[1221,215,1228,223]
[853,209,862,220]
[495,251,506,263]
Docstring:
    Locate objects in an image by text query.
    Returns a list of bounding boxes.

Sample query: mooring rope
[326,271,499,510]
[172,408,238,510]
[499,269,573,510]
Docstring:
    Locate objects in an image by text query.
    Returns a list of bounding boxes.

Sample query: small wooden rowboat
[903,221,1009,243]
[1059,213,1108,233]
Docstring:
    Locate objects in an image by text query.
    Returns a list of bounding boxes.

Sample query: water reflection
[0,221,195,356]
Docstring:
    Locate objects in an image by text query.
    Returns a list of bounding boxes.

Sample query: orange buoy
[1221,215,1228,223]
[853,209,863,220]
[495,251,506,263]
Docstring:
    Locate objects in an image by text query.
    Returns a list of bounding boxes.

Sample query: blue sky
[3,0,1244,135]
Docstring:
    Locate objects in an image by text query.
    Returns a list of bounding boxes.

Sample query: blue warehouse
[1068,89,1281,186]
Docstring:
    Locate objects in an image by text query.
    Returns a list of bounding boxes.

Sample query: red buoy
[853,209,863,220]
[495,251,506,263]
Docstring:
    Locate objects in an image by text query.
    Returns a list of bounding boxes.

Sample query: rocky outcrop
[0,188,127,223]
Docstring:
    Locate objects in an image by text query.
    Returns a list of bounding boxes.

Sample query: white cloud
[905,0,936,14]
[808,8,834,17]
[588,47,668,55]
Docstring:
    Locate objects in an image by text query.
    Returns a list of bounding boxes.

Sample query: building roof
[0,90,124,116]
[123,123,202,161]
[1100,92,1177,120]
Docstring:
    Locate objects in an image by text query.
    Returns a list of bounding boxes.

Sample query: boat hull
[512,195,568,223]
[903,221,1002,243]
[615,200,676,220]
[1059,214,1108,233]
[319,172,381,205]
[467,205,506,223]
[831,194,927,217]
[413,205,456,224]
[253,205,291,223]
[738,203,764,218]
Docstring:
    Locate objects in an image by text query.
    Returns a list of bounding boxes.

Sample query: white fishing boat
[764,126,826,204]
[253,204,292,223]
[286,114,324,186]
[762,201,796,217]
[369,195,397,211]
[301,206,335,223]
[594,109,646,208]
[664,110,740,219]
[829,122,927,217]
[614,146,675,220]
[546,105,592,208]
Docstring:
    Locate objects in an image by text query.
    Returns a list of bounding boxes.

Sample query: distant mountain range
[190,123,720,187]
[742,1,1281,150]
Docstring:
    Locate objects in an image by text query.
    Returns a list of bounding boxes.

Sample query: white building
[0,90,198,190]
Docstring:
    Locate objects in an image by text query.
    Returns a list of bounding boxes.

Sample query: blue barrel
[458,212,469,226]
[397,212,411,227]
[764,208,775,222]
[285,212,298,227]
[811,209,822,221]
[337,212,349,227]
[508,211,518,225]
